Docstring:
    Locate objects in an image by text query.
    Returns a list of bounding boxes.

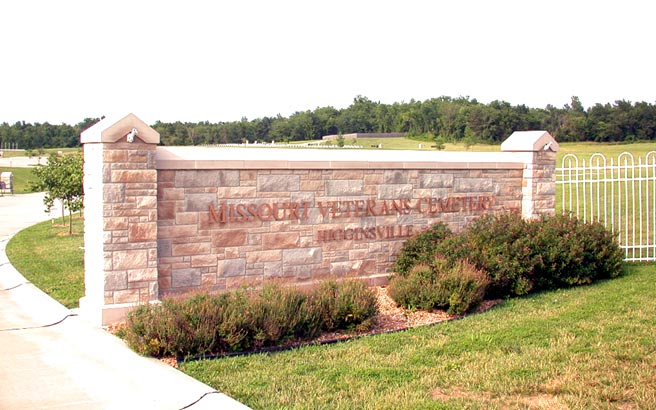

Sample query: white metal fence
[556,151,656,262]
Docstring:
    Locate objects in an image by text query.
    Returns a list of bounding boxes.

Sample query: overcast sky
[1,0,654,125]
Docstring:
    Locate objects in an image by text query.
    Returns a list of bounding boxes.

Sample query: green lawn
[0,148,79,158]
[181,264,655,409]
[0,150,28,158]
[341,137,502,152]
[0,167,38,194]
[301,138,655,165]
[5,217,84,308]
[556,141,655,164]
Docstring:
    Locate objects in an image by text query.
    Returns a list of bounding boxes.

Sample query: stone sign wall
[156,167,521,297]
[80,114,558,325]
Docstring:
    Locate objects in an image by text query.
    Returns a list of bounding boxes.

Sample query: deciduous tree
[31,152,83,235]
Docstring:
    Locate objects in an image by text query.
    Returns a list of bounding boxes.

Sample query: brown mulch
[110,286,501,368]
[312,286,501,344]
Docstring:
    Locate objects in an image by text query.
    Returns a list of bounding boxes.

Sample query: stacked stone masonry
[102,142,159,305]
[528,150,557,218]
[157,167,525,297]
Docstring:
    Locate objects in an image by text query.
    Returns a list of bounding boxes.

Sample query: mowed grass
[5,217,84,308]
[181,264,656,410]
[316,137,502,152]
[556,141,655,164]
[312,138,655,165]
[0,167,38,194]
[0,148,79,158]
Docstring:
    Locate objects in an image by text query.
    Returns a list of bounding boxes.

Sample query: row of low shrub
[390,213,625,314]
[121,280,377,358]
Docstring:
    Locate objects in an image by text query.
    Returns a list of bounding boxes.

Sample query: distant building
[321,132,407,141]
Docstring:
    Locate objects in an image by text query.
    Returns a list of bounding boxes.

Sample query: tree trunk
[67,201,73,235]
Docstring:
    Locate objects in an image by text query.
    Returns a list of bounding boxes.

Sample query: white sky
[1,0,655,125]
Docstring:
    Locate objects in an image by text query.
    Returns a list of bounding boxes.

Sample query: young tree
[31,152,83,235]
[433,135,446,150]
[336,133,345,147]
[462,128,476,150]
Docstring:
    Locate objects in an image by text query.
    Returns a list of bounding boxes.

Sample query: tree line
[2,96,655,148]
[0,118,100,150]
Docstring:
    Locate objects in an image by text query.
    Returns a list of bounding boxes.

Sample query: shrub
[333,279,378,329]
[251,284,323,348]
[178,293,230,354]
[123,293,231,357]
[439,259,490,315]
[394,223,452,276]
[435,213,537,298]
[532,214,624,289]
[388,264,443,310]
[315,280,378,331]
[389,259,490,315]
[217,290,254,351]
[313,281,341,331]
[578,220,624,280]
[123,303,162,356]
[392,212,624,303]
[122,280,378,358]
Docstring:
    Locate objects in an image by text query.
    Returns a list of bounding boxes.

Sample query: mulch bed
[311,286,500,345]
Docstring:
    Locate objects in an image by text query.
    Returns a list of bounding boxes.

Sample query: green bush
[123,280,378,358]
[388,264,443,310]
[389,259,490,315]
[124,293,231,357]
[392,213,624,304]
[250,284,323,348]
[212,286,309,352]
[532,214,624,289]
[437,213,538,297]
[314,280,378,331]
[440,259,490,315]
[179,293,231,354]
[217,291,254,351]
[333,279,378,330]
[394,223,452,276]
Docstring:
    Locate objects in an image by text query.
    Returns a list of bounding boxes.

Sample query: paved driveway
[0,193,249,409]
[0,192,54,238]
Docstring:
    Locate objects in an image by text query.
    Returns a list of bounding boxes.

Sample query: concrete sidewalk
[0,193,249,409]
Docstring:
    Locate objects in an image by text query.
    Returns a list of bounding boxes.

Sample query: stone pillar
[501,131,559,219]
[522,149,557,218]
[79,114,160,326]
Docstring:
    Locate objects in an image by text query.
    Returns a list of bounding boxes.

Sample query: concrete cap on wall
[500,130,559,152]
[80,113,160,144]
